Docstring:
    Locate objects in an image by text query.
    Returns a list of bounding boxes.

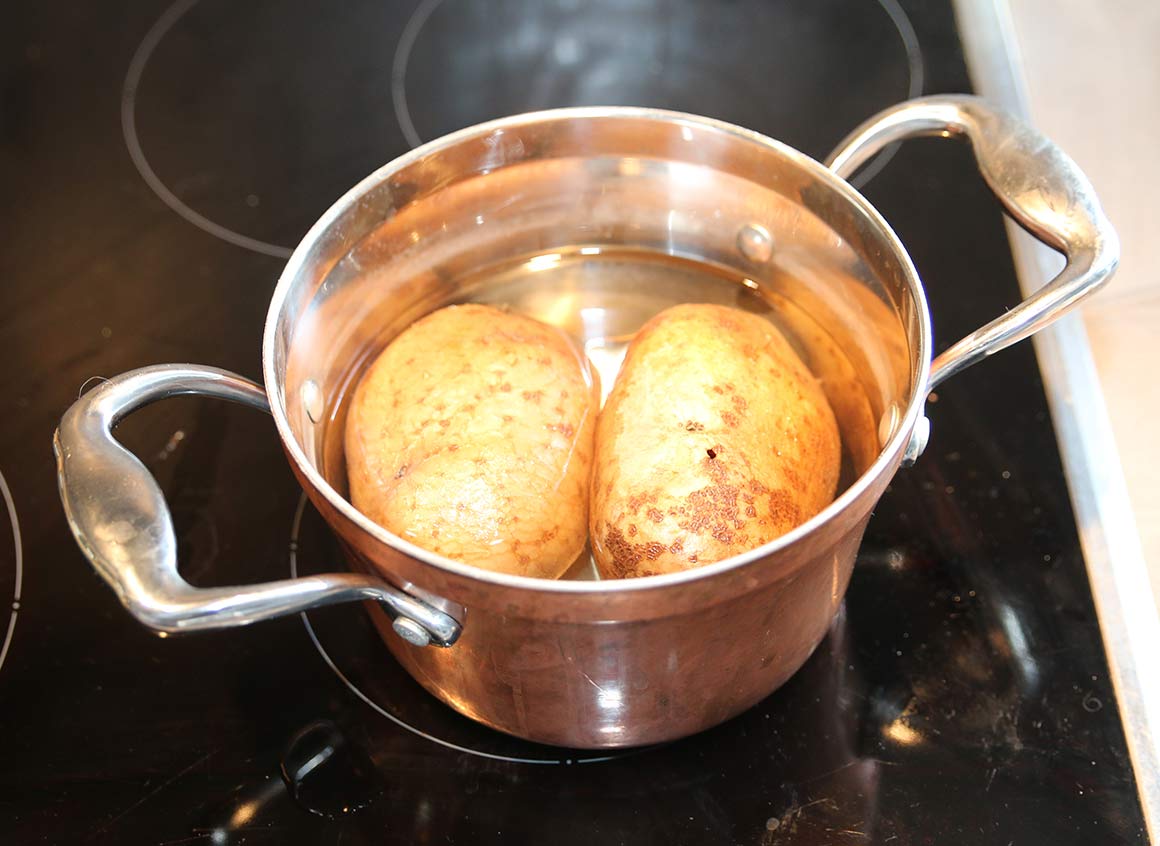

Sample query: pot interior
[269,109,924,578]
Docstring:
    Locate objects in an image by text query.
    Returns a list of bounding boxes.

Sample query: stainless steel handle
[826,94,1119,391]
[53,364,460,647]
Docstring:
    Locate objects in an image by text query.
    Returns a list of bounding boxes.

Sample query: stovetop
[0,0,1148,843]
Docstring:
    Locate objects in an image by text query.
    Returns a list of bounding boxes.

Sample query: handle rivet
[901,416,930,468]
[878,403,900,446]
[301,380,324,424]
[392,616,431,647]
[737,223,773,264]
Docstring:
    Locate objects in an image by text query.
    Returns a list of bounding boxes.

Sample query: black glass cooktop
[0,0,1147,843]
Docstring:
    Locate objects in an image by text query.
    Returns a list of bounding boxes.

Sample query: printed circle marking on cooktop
[288,494,630,765]
[125,0,922,258]
[0,469,24,676]
[393,0,924,187]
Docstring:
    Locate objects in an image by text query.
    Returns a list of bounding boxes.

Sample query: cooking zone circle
[393,0,923,189]
[0,469,23,677]
[289,494,629,765]
[123,0,922,259]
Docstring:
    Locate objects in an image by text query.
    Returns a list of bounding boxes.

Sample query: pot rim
[261,105,932,596]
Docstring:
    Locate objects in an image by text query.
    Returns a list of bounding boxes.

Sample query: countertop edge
[954,0,1160,838]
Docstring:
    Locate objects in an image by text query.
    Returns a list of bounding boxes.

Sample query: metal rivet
[737,223,773,264]
[902,416,931,468]
[878,403,900,447]
[392,617,431,647]
[300,379,323,424]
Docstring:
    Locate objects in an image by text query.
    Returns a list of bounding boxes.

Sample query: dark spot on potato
[711,385,725,395]
[668,538,684,554]
[706,448,717,459]
[522,390,544,403]
[448,444,460,452]
[647,507,664,523]
[680,480,739,544]
[603,527,671,578]
[546,422,575,438]
[732,394,748,412]
[628,524,638,536]
[720,411,739,428]
[783,465,803,494]
[745,504,757,517]
[499,382,512,393]
[626,492,657,513]
[603,528,639,578]
[684,420,705,432]
[395,465,409,479]
[767,488,802,528]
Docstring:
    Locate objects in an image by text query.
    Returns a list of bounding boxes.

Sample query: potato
[346,304,596,578]
[590,303,840,578]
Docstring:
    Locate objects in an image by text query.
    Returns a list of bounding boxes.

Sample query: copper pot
[55,97,1116,748]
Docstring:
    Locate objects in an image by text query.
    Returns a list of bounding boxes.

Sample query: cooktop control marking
[0,469,23,675]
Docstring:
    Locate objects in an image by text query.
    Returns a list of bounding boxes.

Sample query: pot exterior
[271,108,922,747]
[375,516,867,748]
[296,452,889,748]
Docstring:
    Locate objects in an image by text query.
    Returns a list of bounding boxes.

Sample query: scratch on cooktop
[89,748,218,839]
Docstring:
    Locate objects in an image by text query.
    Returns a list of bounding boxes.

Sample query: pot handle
[826,94,1119,391]
[53,364,460,647]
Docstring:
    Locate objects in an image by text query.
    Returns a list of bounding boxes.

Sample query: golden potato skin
[346,304,595,578]
[590,303,840,578]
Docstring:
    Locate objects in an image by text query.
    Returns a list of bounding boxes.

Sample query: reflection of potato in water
[762,256,913,475]
[346,304,596,578]
[767,291,881,476]
[591,304,841,579]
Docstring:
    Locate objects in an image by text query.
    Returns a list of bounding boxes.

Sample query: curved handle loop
[826,94,1119,390]
[54,364,460,647]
